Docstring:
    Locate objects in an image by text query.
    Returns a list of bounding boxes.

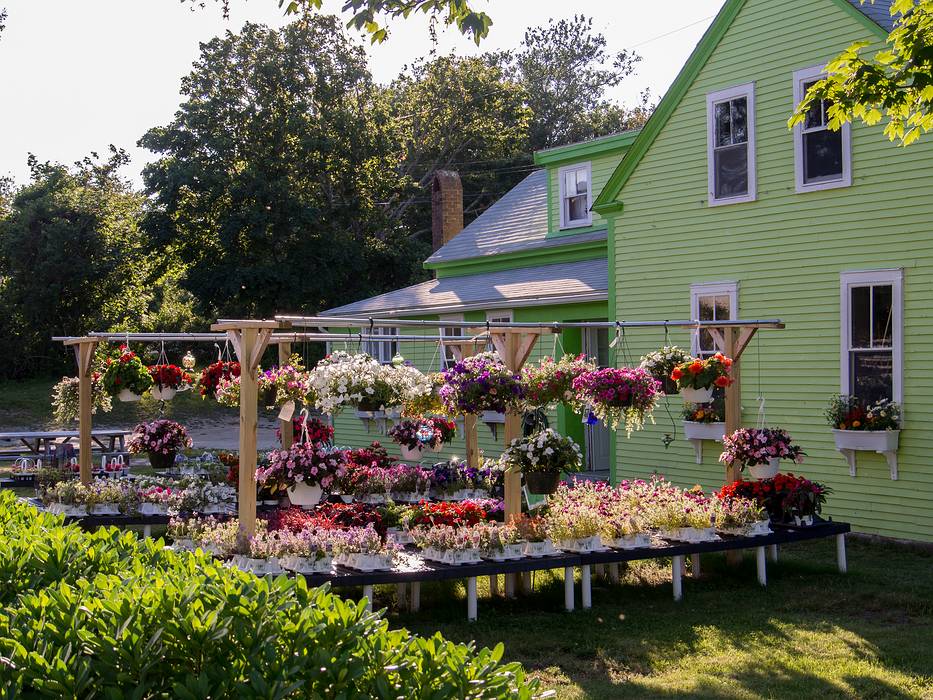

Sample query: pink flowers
[571,366,661,435]
[719,428,805,469]
[257,441,348,495]
[126,419,192,455]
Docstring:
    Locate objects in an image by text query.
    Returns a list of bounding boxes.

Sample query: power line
[630,15,716,49]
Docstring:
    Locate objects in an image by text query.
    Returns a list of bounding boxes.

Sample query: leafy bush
[0,493,538,698]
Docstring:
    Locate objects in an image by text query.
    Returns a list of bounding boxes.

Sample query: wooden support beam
[723,328,742,484]
[68,338,99,485]
[225,327,261,544]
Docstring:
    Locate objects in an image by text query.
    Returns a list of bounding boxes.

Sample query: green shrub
[0,493,538,697]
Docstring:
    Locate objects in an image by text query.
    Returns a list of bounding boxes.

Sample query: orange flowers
[687,360,704,375]
[714,375,732,388]
[670,367,684,381]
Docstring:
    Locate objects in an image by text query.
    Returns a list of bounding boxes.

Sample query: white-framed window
[690,282,738,357]
[439,314,463,370]
[365,326,398,364]
[486,310,513,325]
[793,65,851,192]
[706,83,756,206]
[840,269,902,406]
[558,162,592,229]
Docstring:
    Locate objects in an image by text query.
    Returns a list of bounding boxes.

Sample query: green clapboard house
[321,131,640,477]
[593,0,933,542]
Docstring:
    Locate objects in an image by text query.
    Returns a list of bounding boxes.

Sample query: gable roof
[847,0,895,31]
[426,169,606,265]
[592,0,891,214]
[322,258,607,317]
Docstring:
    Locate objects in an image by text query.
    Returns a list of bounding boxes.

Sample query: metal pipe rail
[51,332,454,344]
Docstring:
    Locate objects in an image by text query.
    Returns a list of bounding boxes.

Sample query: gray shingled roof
[848,0,894,31]
[425,169,607,265]
[322,259,607,317]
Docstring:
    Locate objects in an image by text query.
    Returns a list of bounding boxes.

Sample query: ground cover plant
[0,493,537,697]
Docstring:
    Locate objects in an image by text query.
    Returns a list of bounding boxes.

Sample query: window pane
[714,144,748,198]
[850,286,871,348]
[567,194,587,222]
[715,102,731,147]
[564,171,575,193]
[850,350,893,405]
[803,82,825,129]
[730,97,748,144]
[713,295,731,321]
[872,285,893,348]
[574,169,588,195]
[803,129,843,183]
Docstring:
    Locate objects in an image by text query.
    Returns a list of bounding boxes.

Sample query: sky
[0,0,726,187]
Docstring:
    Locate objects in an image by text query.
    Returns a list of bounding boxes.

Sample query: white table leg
[410,581,421,612]
[467,577,478,621]
[521,571,532,592]
[769,544,778,563]
[672,555,684,601]
[836,533,847,573]
[691,553,701,578]
[143,524,152,538]
[396,583,407,610]
[756,546,767,587]
[609,562,620,584]
[564,567,574,611]
[581,565,592,609]
[362,585,373,612]
[489,574,499,597]
[505,572,515,598]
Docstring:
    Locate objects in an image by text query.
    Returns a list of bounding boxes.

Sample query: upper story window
[841,270,902,405]
[439,315,463,370]
[691,282,738,357]
[706,83,756,206]
[558,162,592,229]
[365,326,398,364]
[794,66,851,192]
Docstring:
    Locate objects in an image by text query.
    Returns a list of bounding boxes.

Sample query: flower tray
[230,555,283,576]
[660,527,718,543]
[341,552,395,571]
[523,539,560,558]
[481,543,525,562]
[201,503,234,515]
[553,535,602,553]
[280,555,333,574]
[421,547,483,566]
[138,502,169,516]
[357,493,388,505]
[89,504,121,516]
[386,528,415,546]
[603,533,652,550]
[391,491,429,504]
[47,503,87,517]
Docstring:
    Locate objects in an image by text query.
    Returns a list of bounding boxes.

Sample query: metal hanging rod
[271,315,785,331]
[53,332,459,344]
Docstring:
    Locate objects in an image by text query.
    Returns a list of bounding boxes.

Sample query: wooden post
[723,327,742,484]
[463,414,479,471]
[278,341,294,450]
[65,338,99,485]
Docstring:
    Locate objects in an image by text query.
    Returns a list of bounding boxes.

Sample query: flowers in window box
[719,428,805,470]
[570,366,662,435]
[824,395,900,431]
[640,345,692,393]
[101,346,154,399]
[198,360,241,399]
[670,352,733,391]
[519,354,595,409]
[439,351,523,415]
[682,399,725,424]
[257,442,347,496]
[148,364,193,391]
[127,419,192,470]
[50,373,112,423]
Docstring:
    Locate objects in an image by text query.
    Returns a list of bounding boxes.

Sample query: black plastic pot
[523,470,562,495]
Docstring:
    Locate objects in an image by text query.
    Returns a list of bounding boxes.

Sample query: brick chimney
[431,170,463,252]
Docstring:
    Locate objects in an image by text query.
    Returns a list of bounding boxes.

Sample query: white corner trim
[793,65,852,193]
[557,161,593,229]
[706,82,757,207]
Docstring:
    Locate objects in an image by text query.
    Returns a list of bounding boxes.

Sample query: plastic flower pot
[748,458,781,480]
[681,386,714,404]
[682,421,725,441]
[793,514,815,527]
[660,377,680,395]
[523,539,558,558]
[524,470,562,495]
[148,451,177,470]
[287,482,323,508]
[280,555,332,574]
[138,502,168,516]
[118,389,143,402]
[151,386,177,401]
[604,533,652,550]
[831,428,900,452]
[553,535,602,553]
[400,444,423,461]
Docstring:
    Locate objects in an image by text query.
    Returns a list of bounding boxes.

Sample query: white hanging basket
[151,386,177,401]
[681,386,714,404]
[117,389,143,402]
[287,482,323,508]
[748,458,781,480]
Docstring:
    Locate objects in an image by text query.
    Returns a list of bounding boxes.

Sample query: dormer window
[558,162,592,229]
[793,65,851,192]
[706,83,756,206]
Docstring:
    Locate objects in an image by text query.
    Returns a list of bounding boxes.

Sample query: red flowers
[148,364,192,390]
[714,375,732,388]
[670,367,684,381]
[199,361,241,398]
[687,360,704,375]
[406,500,490,528]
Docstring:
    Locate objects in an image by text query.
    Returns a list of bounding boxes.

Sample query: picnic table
[0,429,131,458]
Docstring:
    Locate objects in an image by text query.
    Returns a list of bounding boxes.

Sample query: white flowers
[308,351,431,415]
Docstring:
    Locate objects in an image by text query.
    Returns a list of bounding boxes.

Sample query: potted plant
[308,351,397,416]
[719,427,805,480]
[502,428,583,495]
[545,483,603,552]
[388,419,432,460]
[196,518,239,557]
[825,395,901,477]
[41,480,88,517]
[258,441,347,508]
[276,415,334,447]
[257,356,310,409]
[519,354,595,409]
[411,524,483,565]
[388,464,433,503]
[476,522,525,562]
[147,364,193,401]
[713,496,770,536]
[231,530,285,576]
[570,366,662,436]
[640,345,692,395]
[600,509,651,550]
[439,351,523,416]
[426,416,457,452]
[682,400,726,440]
[137,484,175,515]
[127,419,193,470]
[513,514,558,557]
[670,352,733,404]
[198,360,241,400]
[330,524,399,571]
[277,529,333,574]
[50,373,113,423]
[101,346,153,402]
[783,475,831,526]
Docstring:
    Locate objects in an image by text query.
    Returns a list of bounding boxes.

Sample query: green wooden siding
[606,0,933,541]
[547,150,622,238]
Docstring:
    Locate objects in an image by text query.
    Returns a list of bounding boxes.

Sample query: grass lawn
[386,538,933,698]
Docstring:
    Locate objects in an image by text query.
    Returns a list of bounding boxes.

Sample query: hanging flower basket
[51,373,112,423]
[439,351,523,415]
[670,353,733,403]
[287,481,323,508]
[518,354,596,409]
[148,364,193,401]
[199,361,241,399]
[719,427,805,478]
[639,345,692,395]
[502,428,583,493]
[681,386,714,404]
[148,451,177,470]
[523,470,562,495]
[102,346,153,401]
[127,419,192,470]
[570,366,662,435]
[748,458,780,480]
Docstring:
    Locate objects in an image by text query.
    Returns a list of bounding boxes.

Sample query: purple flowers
[571,366,661,435]
[439,352,523,415]
[126,419,192,455]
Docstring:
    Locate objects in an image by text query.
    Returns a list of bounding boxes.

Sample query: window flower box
[832,429,900,480]
[682,420,725,464]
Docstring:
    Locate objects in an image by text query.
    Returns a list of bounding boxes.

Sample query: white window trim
[840,269,903,405]
[439,314,464,370]
[486,310,513,324]
[365,326,398,364]
[793,65,852,193]
[690,281,738,356]
[557,162,593,229]
[706,82,757,207]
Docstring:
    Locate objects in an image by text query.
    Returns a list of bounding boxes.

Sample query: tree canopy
[790,0,933,145]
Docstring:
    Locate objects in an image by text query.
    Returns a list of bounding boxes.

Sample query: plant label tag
[278,400,295,422]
